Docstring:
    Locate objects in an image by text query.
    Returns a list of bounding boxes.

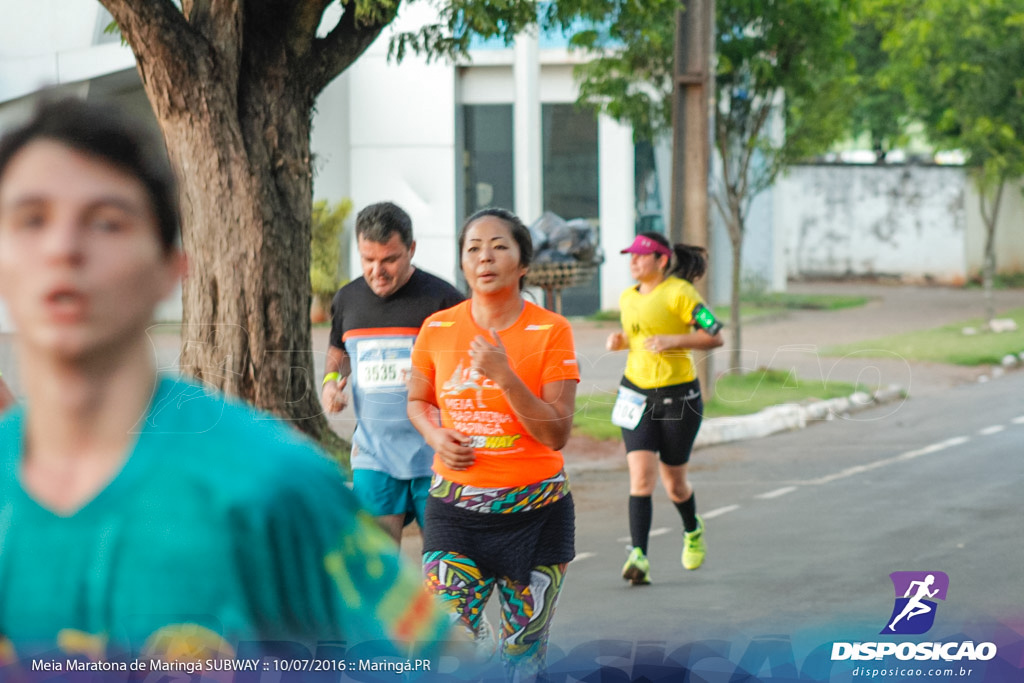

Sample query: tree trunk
[982,221,997,328]
[105,7,350,459]
[978,181,1004,329]
[729,233,743,375]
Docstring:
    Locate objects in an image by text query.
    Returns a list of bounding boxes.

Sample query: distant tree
[566,0,857,372]
[97,0,545,460]
[847,19,910,162]
[871,0,1024,324]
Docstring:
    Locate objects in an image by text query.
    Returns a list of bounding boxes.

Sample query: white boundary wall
[778,164,969,284]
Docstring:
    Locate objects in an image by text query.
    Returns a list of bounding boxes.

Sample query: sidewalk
[560,281,1024,470]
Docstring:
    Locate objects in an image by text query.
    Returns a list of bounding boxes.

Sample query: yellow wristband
[322,372,340,387]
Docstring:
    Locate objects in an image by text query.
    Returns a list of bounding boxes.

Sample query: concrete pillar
[514,30,542,223]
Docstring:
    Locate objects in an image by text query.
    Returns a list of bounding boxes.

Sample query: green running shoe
[621,546,651,585]
[682,516,706,570]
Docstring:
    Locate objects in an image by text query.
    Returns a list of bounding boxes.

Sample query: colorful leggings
[423,551,568,680]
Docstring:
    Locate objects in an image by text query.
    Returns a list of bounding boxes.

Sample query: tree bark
[97,0,396,460]
[978,181,1004,328]
[729,223,743,375]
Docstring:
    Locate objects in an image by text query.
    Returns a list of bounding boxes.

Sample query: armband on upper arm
[692,303,722,336]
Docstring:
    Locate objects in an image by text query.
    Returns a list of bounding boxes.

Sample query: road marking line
[572,552,595,563]
[1013,416,1024,425]
[757,486,798,500]
[979,425,1005,436]
[703,505,740,519]
[800,436,969,486]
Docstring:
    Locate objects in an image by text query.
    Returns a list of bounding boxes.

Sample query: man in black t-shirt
[322,202,464,545]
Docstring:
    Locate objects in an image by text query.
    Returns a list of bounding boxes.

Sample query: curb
[564,385,908,476]
[691,385,907,449]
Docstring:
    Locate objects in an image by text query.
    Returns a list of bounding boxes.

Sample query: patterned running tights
[423,550,568,681]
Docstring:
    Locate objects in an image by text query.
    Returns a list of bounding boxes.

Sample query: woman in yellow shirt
[606,232,723,584]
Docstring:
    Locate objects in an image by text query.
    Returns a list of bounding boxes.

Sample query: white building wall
[778,164,968,283]
[965,179,1024,278]
[0,1,134,103]
[710,186,777,304]
[344,5,460,285]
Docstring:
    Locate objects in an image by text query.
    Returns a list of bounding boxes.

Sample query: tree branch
[306,2,399,96]
[287,0,336,56]
[99,0,205,115]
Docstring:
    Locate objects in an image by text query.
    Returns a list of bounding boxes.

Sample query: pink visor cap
[620,235,671,257]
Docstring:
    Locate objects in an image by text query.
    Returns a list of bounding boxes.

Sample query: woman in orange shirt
[408,208,579,680]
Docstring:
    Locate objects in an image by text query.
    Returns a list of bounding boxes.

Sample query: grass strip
[572,369,862,441]
[823,307,1024,366]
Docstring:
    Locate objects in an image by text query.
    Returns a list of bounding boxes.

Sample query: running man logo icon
[881,571,950,635]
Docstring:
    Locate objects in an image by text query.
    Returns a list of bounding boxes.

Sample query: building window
[463,105,514,218]
[542,104,599,221]
[635,140,666,235]
[542,104,600,316]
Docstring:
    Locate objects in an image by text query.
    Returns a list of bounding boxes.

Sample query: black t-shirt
[328,268,465,349]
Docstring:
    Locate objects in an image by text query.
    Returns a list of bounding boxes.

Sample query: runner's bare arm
[321,344,351,413]
[407,367,476,470]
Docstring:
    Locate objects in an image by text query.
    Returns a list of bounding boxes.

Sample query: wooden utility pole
[670,0,715,393]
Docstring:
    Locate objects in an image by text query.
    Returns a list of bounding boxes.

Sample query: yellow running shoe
[682,516,706,570]
[621,546,651,585]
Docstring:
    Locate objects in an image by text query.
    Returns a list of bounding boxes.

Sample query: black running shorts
[619,377,703,466]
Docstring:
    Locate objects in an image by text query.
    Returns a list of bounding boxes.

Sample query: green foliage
[824,307,1024,366]
[389,0,552,62]
[311,199,352,303]
[564,0,857,172]
[846,18,911,159]
[871,0,1024,192]
[861,0,1024,319]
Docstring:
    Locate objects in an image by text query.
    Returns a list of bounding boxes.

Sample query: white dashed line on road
[757,486,798,500]
[1013,416,1024,425]
[572,552,596,563]
[979,425,1006,436]
[799,436,969,486]
[703,505,740,519]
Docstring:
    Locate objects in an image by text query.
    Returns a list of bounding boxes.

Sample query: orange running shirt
[411,300,580,488]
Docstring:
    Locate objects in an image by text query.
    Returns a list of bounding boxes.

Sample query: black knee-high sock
[674,493,699,533]
[629,495,653,554]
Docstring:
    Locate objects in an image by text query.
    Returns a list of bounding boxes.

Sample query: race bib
[356,338,413,391]
[611,385,647,430]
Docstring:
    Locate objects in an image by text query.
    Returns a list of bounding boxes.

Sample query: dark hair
[355,201,414,247]
[458,207,534,290]
[0,97,180,252]
[637,231,708,283]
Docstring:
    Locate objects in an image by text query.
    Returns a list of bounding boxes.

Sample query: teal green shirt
[0,377,447,661]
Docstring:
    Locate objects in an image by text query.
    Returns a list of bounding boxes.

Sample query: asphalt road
[539,368,1024,672]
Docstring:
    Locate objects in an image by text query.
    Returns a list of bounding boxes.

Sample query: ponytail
[669,244,708,283]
